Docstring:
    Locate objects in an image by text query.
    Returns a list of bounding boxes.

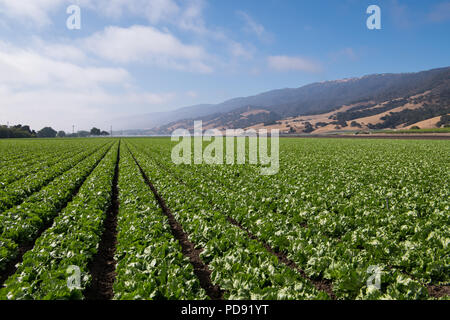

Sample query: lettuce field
[0,137,448,300]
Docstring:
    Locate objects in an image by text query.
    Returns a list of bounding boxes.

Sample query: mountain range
[114,66,450,135]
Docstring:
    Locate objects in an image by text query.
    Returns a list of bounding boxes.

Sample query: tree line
[0,125,110,139]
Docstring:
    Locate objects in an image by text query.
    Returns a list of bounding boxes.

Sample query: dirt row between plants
[129,149,224,300]
[84,141,121,300]
[427,285,450,298]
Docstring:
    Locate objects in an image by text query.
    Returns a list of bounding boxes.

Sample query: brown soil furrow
[0,144,113,289]
[128,148,224,300]
[427,285,450,299]
[84,141,121,300]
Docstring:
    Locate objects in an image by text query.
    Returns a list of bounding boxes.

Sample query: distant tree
[437,115,450,128]
[37,127,57,138]
[100,131,110,136]
[338,118,348,127]
[0,126,8,138]
[77,131,90,137]
[303,122,315,133]
[315,122,328,128]
[21,125,32,135]
[350,121,362,128]
[0,124,37,139]
[263,120,277,126]
[90,127,101,136]
[57,131,66,138]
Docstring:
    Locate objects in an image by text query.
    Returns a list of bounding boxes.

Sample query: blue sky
[0,0,449,131]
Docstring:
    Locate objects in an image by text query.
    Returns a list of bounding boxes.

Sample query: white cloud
[0,0,205,31]
[0,88,175,131]
[229,41,253,59]
[80,0,181,23]
[0,0,247,72]
[84,25,213,73]
[0,0,65,27]
[176,0,207,33]
[237,11,272,42]
[0,41,130,90]
[0,40,175,131]
[428,2,450,22]
[80,0,207,33]
[0,1,282,131]
[32,38,87,63]
[267,55,322,73]
[237,11,264,37]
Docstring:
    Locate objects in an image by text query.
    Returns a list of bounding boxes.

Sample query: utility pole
[7,121,9,139]
[110,125,113,137]
[72,125,75,136]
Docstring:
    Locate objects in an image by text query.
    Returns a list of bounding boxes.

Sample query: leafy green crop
[128,137,449,300]
[0,137,447,300]
[127,141,324,300]
[113,144,206,300]
[0,143,112,271]
[0,140,110,213]
[0,142,118,300]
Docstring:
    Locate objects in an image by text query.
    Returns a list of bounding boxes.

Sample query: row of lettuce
[0,139,82,163]
[113,144,206,299]
[127,138,449,300]
[0,139,111,187]
[0,143,84,188]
